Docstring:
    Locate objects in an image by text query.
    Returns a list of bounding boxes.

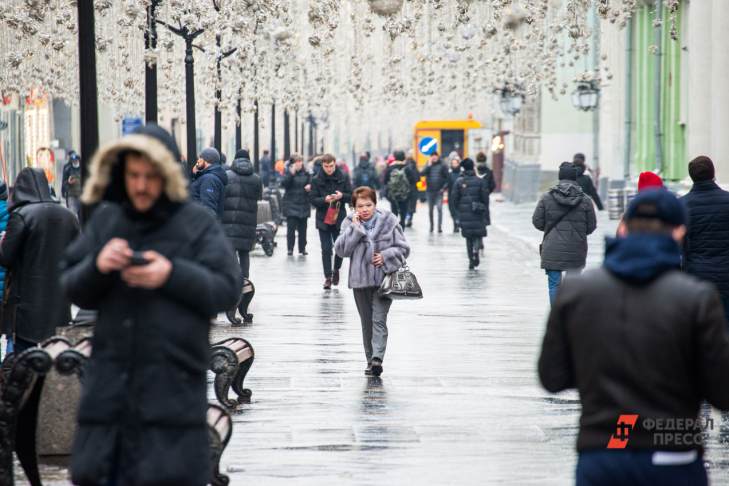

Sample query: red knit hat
[637,171,664,192]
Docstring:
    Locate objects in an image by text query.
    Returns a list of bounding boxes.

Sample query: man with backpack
[352,153,378,189]
[384,150,418,228]
[420,152,450,233]
[532,162,596,305]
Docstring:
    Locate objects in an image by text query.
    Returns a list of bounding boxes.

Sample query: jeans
[389,199,409,228]
[237,250,250,280]
[546,268,581,305]
[287,216,308,253]
[319,227,343,278]
[576,450,707,486]
[353,287,393,364]
[66,196,82,219]
[426,191,444,230]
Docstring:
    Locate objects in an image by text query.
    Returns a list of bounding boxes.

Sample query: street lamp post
[307,113,316,157]
[283,109,291,160]
[571,80,600,112]
[253,100,260,172]
[144,0,161,123]
[270,103,276,164]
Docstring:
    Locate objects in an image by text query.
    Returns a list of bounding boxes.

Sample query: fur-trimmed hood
[81,125,188,205]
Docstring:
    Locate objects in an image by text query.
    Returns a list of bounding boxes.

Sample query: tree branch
[156,19,184,37]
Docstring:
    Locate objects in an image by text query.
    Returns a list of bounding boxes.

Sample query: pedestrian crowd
[2,120,729,486]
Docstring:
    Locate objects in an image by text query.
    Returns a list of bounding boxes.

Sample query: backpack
[387,167,410,201]
[355,167,371,187]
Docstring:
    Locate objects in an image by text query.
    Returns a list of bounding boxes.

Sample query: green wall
[632,4,686,180]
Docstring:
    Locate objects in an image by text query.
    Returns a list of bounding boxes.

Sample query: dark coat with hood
[451,169,493,238]
[309,167,353,231]
[421,159,449,193]
[190,163,228,218]
[222,157,262,251]
[0,168,79,342]
[532,180,597,270]
[281,166,312,219]
[383,161,418,201]
[575,165,604,210]
[60,125,240,486]
[352,159,378,189]
[539,233,729,451]
[680,180,729,302]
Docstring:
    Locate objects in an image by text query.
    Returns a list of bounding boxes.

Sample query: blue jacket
[681,180,729,299]
[0,199,7,296]
[190,164,228,218]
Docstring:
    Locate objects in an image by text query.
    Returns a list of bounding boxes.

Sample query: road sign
[418,136,438,156]
[122,117,143,136]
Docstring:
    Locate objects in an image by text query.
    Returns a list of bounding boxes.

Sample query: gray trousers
[353,287,392,364]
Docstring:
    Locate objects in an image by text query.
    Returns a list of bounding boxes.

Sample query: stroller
[256,200,277,257]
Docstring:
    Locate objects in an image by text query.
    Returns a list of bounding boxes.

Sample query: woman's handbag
[323,201,340,226]
[378,264,423,300]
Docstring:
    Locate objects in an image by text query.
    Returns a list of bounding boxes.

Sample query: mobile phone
[130,251,150,266]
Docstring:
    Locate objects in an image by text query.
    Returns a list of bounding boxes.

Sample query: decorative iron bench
[0,336,235,486]
[209,337,255,409]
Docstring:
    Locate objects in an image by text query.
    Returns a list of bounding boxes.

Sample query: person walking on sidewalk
[447,155,462,232]
[310,154,353,289]
[335,187,410,377]
[451,158,493,269]
[680,156,729,324]
[190,147,228,219]
[282,153,312,256]
[539,188,729,486]
[60,124,240,486]
[0,168,79,354]
[420,152,449,233]
[573,153,604,211]
[405,150,419,227]
[352,153,377,190]
[533,162,596,305]
[222,149,262,282]
[383,150,417,228]
[0,182,9,359]
[62,151,83,217]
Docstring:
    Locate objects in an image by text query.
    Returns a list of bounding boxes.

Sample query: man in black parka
[222,149,263,281]
[281,153,312,256]
[60,124,240,486]
[309,153,352,289]
[0,168,79,353]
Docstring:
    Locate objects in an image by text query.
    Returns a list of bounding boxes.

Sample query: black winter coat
[421,160,449,193]
[222,158,262,251]
[539,264,729,451]
[532,181,597,270]
[576,165,604,210]
[383,161,418,200]
[190,164,228,218]
[281,168,312,219]
[352,161,378,189]
[0,168,80,342]
[451,170,493,238]
[60,126,240,486]
[309,168,353,231]
[681,180,729,299]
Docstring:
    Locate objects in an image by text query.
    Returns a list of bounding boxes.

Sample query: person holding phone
[335,186,410,377]
[309,154,352,289]
[60,124,240,486]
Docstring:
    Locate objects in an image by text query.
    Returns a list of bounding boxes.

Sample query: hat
[688,155,714,182]
[460,158,475,171]
[199,147,221,165]
[637,171,664,192]
[0,181,7,200]
[558,162,577,181]
[69,153,80,162]
[624,188,686,227]
[235,149,250,160]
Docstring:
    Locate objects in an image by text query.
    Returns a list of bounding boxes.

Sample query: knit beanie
[558,162,577,181]
[637,171,664,192]
[460,158,475,171]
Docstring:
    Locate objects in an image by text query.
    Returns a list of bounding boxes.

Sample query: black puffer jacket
[352,160,378,189]
[222,158,262,251]
[309,167,353,231]
[532,181,597,270]
[681,180,729,299]
[61,126,240,486]
[451,170,493,238]
[0,168,79,342]
[421,159,449,193]
[281,167,312,219]
[189,164,228,219]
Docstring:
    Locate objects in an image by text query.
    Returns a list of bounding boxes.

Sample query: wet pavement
[23,198,729,485]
